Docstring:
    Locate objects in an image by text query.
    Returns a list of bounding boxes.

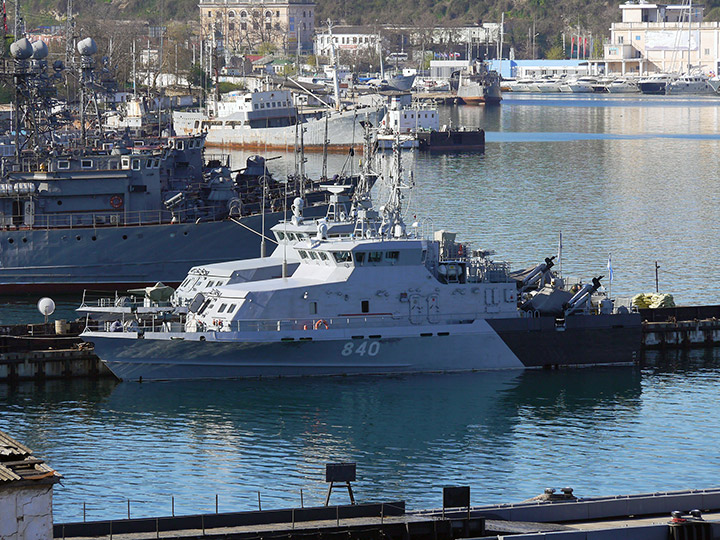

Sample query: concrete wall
[0,485,54,540]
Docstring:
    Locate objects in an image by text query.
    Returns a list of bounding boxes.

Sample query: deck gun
[518,256,555,293]
[563,276,604,316]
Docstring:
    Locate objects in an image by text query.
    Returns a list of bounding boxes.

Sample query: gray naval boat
[81,146,641,380]
[0,37,365,293]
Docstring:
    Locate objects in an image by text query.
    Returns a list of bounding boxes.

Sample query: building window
[208,10,212,17]
[241,22,247,30]
[228,10,234,17]
[276,10,279,16]
[229,22,234,30]
[265,10,271,17]
[266,22,271,29]
[240,10,246,17]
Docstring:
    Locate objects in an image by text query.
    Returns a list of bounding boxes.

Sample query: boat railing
[1,206,226,230]
[91,312,490,335]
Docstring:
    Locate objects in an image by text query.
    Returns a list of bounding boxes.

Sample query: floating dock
[0,322,114,382]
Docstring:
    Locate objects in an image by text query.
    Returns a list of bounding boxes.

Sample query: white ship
[173,89,383,151]
[81,144,641,381]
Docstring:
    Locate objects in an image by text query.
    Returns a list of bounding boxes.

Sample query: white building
[600,1,720,75]
[314,26,379,57]
[0,430,61,540]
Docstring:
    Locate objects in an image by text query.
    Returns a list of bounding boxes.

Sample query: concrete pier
[51,488,720,540]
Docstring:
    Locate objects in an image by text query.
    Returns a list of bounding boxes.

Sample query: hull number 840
[341,341,380,357]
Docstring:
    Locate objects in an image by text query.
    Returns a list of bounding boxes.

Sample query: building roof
[0,430,61,487]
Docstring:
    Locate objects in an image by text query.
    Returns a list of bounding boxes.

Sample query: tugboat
[377,93,485,151]
[81,141,641,381]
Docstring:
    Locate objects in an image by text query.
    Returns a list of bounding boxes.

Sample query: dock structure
[0,322,114,382]
[640,305,720,350]
[51,488,720,540]
[53,501,487,540]
[413,93,465,106]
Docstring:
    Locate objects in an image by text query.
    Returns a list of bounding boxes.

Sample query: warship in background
[0,37,359,293]
[454,61,503,105]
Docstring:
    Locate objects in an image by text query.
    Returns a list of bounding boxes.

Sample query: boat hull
[84,313,641,381]
[174,107,383,151]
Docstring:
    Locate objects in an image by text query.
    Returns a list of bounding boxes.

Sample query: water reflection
[1,367,646,521]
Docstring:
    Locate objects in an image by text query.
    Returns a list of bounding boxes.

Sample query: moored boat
[81,145,640,381]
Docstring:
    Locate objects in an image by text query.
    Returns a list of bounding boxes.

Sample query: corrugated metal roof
[0,430,60,486]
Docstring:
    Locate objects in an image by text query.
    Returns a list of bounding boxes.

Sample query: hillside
[20,0,720,59]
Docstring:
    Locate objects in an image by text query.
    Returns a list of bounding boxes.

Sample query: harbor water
[4,94,720,521]
[3,351,720,522]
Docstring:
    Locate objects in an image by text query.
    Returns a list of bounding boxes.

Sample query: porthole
[122,235,128,240]
[8,238,14,244]
[183,231,188,236]
[22,238,27,243]
[57,200,63,206]
[91,236,97,241]
[76,235,81,241]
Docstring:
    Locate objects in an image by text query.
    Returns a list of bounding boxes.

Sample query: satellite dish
[37,297,55,323]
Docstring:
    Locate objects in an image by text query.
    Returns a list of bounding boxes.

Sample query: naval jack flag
[607,253,614,283]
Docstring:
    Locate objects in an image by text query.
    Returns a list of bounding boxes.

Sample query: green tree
[545,44,565,60]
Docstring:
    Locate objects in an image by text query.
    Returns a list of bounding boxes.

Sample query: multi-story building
[314,26,379,57]
[600,1,720,75]
[199,0,315,53]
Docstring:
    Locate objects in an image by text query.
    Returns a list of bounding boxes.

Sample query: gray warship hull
[0,207,326,293]
[84,314,641,381]
[173,108,384,151]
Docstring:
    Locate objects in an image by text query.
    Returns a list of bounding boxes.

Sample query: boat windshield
[333,251,352,263]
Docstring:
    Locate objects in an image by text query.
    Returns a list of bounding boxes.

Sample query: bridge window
[368,251,382,263]
[385,251,399,261]
[333,251,352,263]
[355,252,365,264]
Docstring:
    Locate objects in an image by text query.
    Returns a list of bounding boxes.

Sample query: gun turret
[564,275,604,316]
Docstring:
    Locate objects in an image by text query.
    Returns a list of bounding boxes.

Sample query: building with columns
[600,1,720,75]
[199,0,315,53]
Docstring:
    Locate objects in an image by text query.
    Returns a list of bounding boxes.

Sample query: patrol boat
[81,145,641,381]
